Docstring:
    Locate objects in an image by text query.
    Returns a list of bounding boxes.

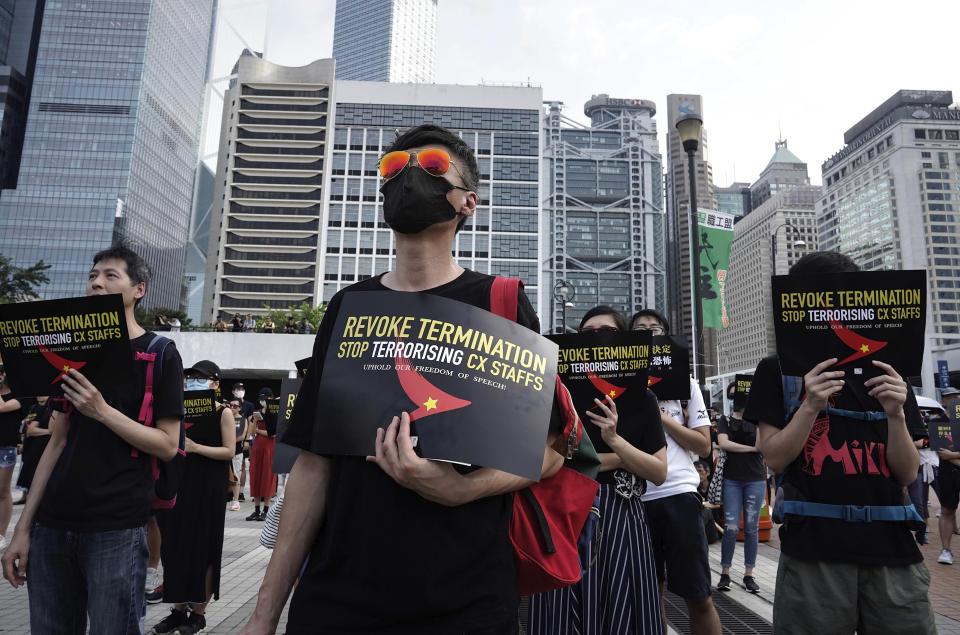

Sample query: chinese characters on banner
[697,210,734,328]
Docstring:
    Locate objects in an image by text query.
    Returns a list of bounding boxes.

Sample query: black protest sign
[295,357,310,378]
[312,291,557,480]
[646,335,689,400]
[184,390,221,446]
[548,329,652,419]
[772,270,926,380]
[273,378,302,474]
[263,398,280,436]
[733,374,753,410]
[0,294,133,398]
[928,402,960,451]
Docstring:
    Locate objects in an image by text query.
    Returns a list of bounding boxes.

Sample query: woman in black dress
[15,396,53,500]
[148,360,235,635]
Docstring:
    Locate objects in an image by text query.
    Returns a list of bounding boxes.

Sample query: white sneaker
[938,548,953,565]
[145,567,159,591]
[230,501,240,511]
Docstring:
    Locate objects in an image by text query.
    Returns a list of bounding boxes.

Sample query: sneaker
[176,611,206,634]
[147,608,187,634]
[246,510,261,521]
[229,501,240,511]
[238,493,245,502]
[145,567,159,592]
[146,584,164,604]
[938,548,954,565]
[259,509,268,521]
[743,576,760,593]
[716,573,730,591]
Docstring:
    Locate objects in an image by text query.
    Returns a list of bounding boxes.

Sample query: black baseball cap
[258,386,274,398]
[232,381,245,389]
[185,360,220,380]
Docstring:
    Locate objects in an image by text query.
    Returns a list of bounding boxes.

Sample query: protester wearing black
[239,125,565,635]
[149,360,235,635]
[15,398,53,496]
[0,368,23,549]
[746,250,934,634]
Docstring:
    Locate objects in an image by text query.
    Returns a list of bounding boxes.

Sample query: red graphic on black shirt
[647,376,663,387]
[802,413,890,477]
[38,345,88,383]
[829,319,888,366]
[394,342,471,421]
[586,370,626,410]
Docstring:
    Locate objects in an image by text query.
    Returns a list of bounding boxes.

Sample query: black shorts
[939,462,960,510]
[643,491,713,600]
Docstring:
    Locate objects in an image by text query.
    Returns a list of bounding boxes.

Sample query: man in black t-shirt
[239,125,564,635]
[746,251,934,634]
[935,386,960,565]
[2,245,184,635]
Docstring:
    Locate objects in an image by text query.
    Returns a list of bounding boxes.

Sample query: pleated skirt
[528,483,664,635]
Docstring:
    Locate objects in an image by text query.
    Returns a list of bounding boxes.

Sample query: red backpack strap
[131,334,168,457]
[554,378,582,450]
[490,276,521,322]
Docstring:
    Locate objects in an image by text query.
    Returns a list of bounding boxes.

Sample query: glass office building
[542,95,665,332]
[0,0,214,307]
[332,0,437,83]
[324,81,542,308]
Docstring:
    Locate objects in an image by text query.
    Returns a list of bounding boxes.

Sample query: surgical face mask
[379,166,459,234]
[259,399,266,408]
[186,378,212,391]
[234,390,245,399]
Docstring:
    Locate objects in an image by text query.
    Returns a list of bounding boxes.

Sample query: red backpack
[489,277,601,596]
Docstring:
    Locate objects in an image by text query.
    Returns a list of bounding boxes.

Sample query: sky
[216,0,960,187]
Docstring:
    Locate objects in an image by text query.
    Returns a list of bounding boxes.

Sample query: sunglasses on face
[578,325,620,333]
[378,149,464,181]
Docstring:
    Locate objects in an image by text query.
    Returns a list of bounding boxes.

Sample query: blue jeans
[720,478,766,570]
[28,523,148,635]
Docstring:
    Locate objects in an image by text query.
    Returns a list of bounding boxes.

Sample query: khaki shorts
[772,552,935,634]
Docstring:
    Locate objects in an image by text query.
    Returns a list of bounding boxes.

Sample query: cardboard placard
[184,390,221,446]
[733,374,753,410]
[295,357,310,378]
[930,401,960,451]
[273,377,302,474]
[312,291,558,480]
[548,329,652,418]
[0,294,133,398]
[772,271,926,406]
[646,335,689,400]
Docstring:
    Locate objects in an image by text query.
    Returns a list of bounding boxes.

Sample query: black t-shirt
[717,415,766,482]
[38,332,184,532]
[0,393,23,447]
[282,270,548,633]
[26,402,52,430]
[744,354,921,566]
[587,389,666,486]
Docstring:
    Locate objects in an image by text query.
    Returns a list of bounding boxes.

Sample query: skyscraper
[0,0,44,189]
[332,0,438,83]
[0,0,215,308]
[202,53,335,323]
[715,182,752,219]
[750,139,810,210]
[818,89,960,340]
[542,95,665,332]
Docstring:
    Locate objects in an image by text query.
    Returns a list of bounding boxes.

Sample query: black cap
[185,360,220,380]
[258,386,274,398]
[232,381,244,389]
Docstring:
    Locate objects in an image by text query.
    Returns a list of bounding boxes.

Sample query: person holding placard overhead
[746,250,934,634]
[147,360,235,635]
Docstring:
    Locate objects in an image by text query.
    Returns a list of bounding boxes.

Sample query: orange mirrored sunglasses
[378,149,458,180]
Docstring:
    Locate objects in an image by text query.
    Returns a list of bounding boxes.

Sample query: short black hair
[579,305,628,331]
[789,250,859,276]
[92,244,151,306]
[386,124,480,232]
[630,309,670,335]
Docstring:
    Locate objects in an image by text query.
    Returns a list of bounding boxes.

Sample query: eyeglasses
[632,325,664,335]
[578,325,620,333]
[229,403,240,408]
[378,149,468,186]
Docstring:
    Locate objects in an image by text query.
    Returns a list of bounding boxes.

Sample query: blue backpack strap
[780,365,885,422]
[779,501,924,524]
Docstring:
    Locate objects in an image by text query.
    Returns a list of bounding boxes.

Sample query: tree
[0,254,51,303]
[135,306,192,330]
[259,301,327,332]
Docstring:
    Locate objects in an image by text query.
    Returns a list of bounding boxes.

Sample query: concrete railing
[163,332,315,378]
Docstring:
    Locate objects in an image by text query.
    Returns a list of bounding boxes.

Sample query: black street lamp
[770,222,806,276]
[676,113,704,386]
[553,279,576,333]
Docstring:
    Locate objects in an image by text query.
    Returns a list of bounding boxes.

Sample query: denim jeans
[720,478,766,570]
[28,523,148,635]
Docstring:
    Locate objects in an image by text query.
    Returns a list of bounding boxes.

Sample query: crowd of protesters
[0,124,953,635]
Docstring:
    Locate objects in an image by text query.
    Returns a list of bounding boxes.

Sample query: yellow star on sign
[609,390,617,398]
[423,397,438,411]
[860,344,870,353]
[63,365,71,372]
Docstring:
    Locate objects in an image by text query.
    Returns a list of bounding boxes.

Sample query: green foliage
[258,301,327,332]
[0,254,50,303]
[135,306,193,330]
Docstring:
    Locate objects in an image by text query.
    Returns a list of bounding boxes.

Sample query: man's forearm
[662,414,710,455]
[248,451,329,631]
[97,407,178,460]
[884,412,920,486]
[758,404,818,472]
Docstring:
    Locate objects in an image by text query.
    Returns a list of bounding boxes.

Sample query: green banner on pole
[697,210,734,328]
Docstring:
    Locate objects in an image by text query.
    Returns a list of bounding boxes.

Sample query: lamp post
[553,279,576,333]
[676,114,704,386]
[770,222,806,276]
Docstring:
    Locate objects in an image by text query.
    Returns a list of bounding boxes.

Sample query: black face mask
[379,167,459,234]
